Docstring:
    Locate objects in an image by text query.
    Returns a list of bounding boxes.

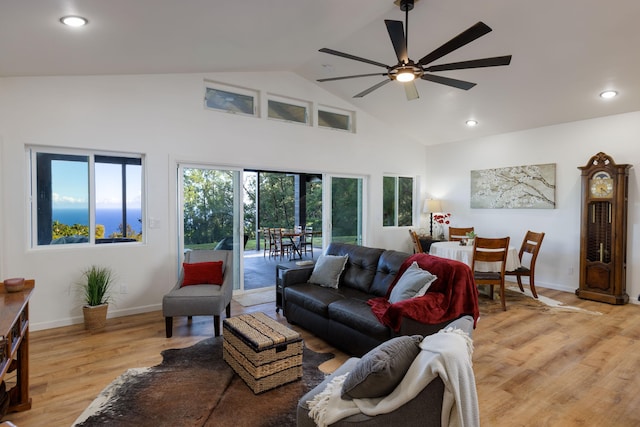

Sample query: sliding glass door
[326,175,364,246]
[178,165,242,291]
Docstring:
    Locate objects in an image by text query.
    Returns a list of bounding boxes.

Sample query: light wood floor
[3,288,640,426]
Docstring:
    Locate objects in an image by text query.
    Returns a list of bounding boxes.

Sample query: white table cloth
[429,241,521,272]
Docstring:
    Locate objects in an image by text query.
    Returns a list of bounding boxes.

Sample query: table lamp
[423,199,442,237]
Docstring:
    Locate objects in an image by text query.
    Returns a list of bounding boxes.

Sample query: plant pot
[83,304,108,330]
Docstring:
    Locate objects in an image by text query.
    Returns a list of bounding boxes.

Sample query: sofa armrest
[297,357,360,427]
[281,266,314,288]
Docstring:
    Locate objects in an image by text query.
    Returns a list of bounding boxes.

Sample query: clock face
[590,171,614,198]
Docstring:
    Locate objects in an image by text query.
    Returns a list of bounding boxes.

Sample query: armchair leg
[226,303,231,318]
[165,317,173,338]
[214,315,220,337]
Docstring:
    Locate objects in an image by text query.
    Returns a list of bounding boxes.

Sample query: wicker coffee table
[222,312,303,393]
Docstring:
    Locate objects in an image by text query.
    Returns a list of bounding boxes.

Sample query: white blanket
[307,328,479,427]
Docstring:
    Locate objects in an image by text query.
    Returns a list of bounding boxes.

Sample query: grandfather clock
[576,152,631,304]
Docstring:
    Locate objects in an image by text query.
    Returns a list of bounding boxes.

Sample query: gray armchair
[162,249,233,338]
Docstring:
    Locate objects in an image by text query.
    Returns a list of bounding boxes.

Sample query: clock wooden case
[576,152,631,304]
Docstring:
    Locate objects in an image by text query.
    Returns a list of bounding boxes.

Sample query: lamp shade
[423,199,442,214]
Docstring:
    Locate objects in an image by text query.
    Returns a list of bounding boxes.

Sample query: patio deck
[243,246,322,291]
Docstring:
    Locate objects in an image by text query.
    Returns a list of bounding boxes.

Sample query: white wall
[426,111,640,302]
[0,72,428,330]
[4,72,637,331]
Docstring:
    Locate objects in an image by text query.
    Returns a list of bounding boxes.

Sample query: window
[267,95,310,125]
[318,106,354,132]
[383,175,414,227]
[204,81,258,117]
[30,148,144,246]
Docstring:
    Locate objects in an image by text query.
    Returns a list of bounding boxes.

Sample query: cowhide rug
[73,336,334,427]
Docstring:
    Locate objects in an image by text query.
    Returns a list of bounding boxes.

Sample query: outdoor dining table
[429,241,521,272]
[282,229,304,260]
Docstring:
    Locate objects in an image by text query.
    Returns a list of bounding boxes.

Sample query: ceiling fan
[317,0,512,100]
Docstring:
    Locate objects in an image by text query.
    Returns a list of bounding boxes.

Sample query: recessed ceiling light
[60,16,88,27]
[599,90,618,99]
[466,120,478,127]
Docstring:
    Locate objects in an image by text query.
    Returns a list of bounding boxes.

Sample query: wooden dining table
[429,241,521,272]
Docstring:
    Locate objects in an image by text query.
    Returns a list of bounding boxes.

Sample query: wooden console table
[0,279,33,415]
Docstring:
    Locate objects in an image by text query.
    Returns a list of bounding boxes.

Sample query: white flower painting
[470,163,556,209]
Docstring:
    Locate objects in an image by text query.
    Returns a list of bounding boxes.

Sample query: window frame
[266,94,311,125]
[317,105,355,133]
[203,80,259,117]
[382,174,415,228]
[28,146,145,248]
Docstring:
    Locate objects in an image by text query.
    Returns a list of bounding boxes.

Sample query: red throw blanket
[368,253,479,332]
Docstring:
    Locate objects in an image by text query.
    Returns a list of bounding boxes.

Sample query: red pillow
[181,261,224,287]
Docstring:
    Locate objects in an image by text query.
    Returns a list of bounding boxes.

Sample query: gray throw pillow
[341,335,423,400]
[308,254,349,288]
[388,261,437,303]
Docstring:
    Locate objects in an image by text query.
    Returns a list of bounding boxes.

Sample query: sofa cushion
[326,243,384,293]
[341,335,423,400]
[309,254,349,288]
[388,262,437,303]
[370,250,412,297]
[328,298,391,341]
[284,283,344,316]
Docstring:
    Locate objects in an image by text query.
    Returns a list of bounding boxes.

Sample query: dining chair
[300,226,314,257]
[471,236,510,311]
[275,228,294,260]
[262,227,271,257]
[409,229,424,253]
[268,228,282,259]
[506,231,545,298]
[449,227,475,241]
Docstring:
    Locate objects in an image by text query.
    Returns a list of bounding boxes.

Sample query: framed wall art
[470,163,556,209]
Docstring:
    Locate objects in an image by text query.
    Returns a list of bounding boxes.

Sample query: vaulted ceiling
[2,0,639,145]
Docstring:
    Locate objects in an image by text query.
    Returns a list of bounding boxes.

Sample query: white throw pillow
[389,261,437,303]
[308,254,349,288]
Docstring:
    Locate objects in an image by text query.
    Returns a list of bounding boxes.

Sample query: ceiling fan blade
[385,20,408,63]
[317,73,388,82]
[319,48,389,69]
[404,81,419,100]
[425,55,512,72]
[418,22,492,66]
[421,74,477,90]
[354,79,392,98]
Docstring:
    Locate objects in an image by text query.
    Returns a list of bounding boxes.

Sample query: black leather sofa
[282,242,466,356]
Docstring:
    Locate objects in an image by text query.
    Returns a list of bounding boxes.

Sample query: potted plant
[80,265,114,330]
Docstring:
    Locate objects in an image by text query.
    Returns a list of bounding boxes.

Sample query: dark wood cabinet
[0,280,33,416]
[576,152,631,304]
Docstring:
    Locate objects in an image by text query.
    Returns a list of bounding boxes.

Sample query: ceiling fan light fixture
[396,71,416,82]
[317,0,511,101]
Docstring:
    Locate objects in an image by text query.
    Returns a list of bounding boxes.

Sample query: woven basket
[83,304,108,330]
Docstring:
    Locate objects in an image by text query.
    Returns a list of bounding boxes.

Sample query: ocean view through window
[53,208,143,237]
[30,148,144,246]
